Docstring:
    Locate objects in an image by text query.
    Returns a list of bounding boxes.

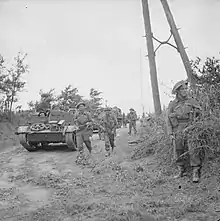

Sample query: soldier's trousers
[174,123,202,167]
[123,120,127,127]
[76,129,93,154]
[129,121,137,134]
[104,132,115,152]
[98,130,104,140]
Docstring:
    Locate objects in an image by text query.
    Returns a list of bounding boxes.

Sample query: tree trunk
[9,97,14,122]
[141,0,162,116]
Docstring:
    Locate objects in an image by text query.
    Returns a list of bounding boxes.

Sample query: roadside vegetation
[1,52,220,220]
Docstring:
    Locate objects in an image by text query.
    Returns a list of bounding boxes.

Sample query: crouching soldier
[74,102,93,164]
[167,80,202,183]
[99,107,118,157]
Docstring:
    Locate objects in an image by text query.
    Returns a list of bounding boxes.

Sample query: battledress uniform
[74,102,93,163]
[99,107,118,157]
[93,110,104,140]
[122,113,127,128]
[167,80,202,182]
[127,108,137,135]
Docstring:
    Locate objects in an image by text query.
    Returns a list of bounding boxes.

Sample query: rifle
[171,135,177,161]
[77,122,93,131]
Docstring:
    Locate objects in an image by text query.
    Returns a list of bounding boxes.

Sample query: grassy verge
[131,115,220,221]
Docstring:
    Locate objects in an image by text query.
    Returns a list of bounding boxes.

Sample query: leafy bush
[187,57,220,158]
[133,55,220,165]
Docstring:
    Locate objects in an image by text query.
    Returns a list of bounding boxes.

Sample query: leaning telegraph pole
[141,0,162,116]
[160,0,195,84]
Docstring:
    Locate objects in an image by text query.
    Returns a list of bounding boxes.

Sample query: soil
[0,123,219,221]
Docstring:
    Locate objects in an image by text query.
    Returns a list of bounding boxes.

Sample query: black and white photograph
[0,0,220,220]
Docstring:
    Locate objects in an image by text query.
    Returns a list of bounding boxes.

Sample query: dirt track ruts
[1,124,219,221]
[0,125,158,221]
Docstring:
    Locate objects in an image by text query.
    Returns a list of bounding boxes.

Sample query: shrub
[133,55,220,166]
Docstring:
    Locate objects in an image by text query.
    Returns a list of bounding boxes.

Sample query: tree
[1,52,28,120]
[16,105,22,112]
[0,54,6,86]
[57,85,82,110]
[0,55,6,112]
[85,88,103,114]
[36,88,56,111]
[27,101,35,111]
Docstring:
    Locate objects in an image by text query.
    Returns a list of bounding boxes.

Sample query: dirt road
[0,125,155,221]
[0,125,219,221]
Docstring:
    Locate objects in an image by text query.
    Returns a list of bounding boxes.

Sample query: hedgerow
[132,56,220,166]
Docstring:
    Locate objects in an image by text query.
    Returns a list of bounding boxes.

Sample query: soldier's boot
[173,166,187,179]
[192,167,200,183]
[105,147,111,157]
[105,151,110,157]
[111,144,115,154]
[75,152,84,164]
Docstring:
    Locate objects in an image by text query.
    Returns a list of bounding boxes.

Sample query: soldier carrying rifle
[74,102,93,164]
[167,80,202,183]
[97,107,118,157]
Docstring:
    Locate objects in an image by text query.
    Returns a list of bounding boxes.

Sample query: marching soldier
[122,112,127,128]
[140,112,145,127]
[167,80,202,182]
[74,102,93,164]
[99,107,118,157]
[127,108,138,135]
[93,108,104,140]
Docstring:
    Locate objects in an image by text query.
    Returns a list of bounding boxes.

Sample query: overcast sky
[0,0,220,114]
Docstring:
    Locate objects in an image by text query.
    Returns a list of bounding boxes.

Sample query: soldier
[74,102,93,164]
[122,112,127,128]
[99,107,118,157]
[117,108,123,128]
[167,80,202,183]
[127,108,137,135]
[140,112,145,127]
[111,108,118,137]
[93,108,104,140]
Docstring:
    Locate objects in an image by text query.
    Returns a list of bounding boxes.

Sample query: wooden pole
[141,0,162,116]
[139,48,145,115]
[160,0,194,84]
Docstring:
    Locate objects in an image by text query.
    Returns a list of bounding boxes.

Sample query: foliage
[27,101,35,111]
[131,111,168,161]
[56,85,82,110]
[27,87,104,115]
[0,53,107,123]
[37,88,57,111]
[185,56,220,157]
[0,52,28,120]
[133,55,220,165]
[84,88,103,114]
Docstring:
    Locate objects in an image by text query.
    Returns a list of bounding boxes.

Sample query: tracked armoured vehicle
[15,110,78,151]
